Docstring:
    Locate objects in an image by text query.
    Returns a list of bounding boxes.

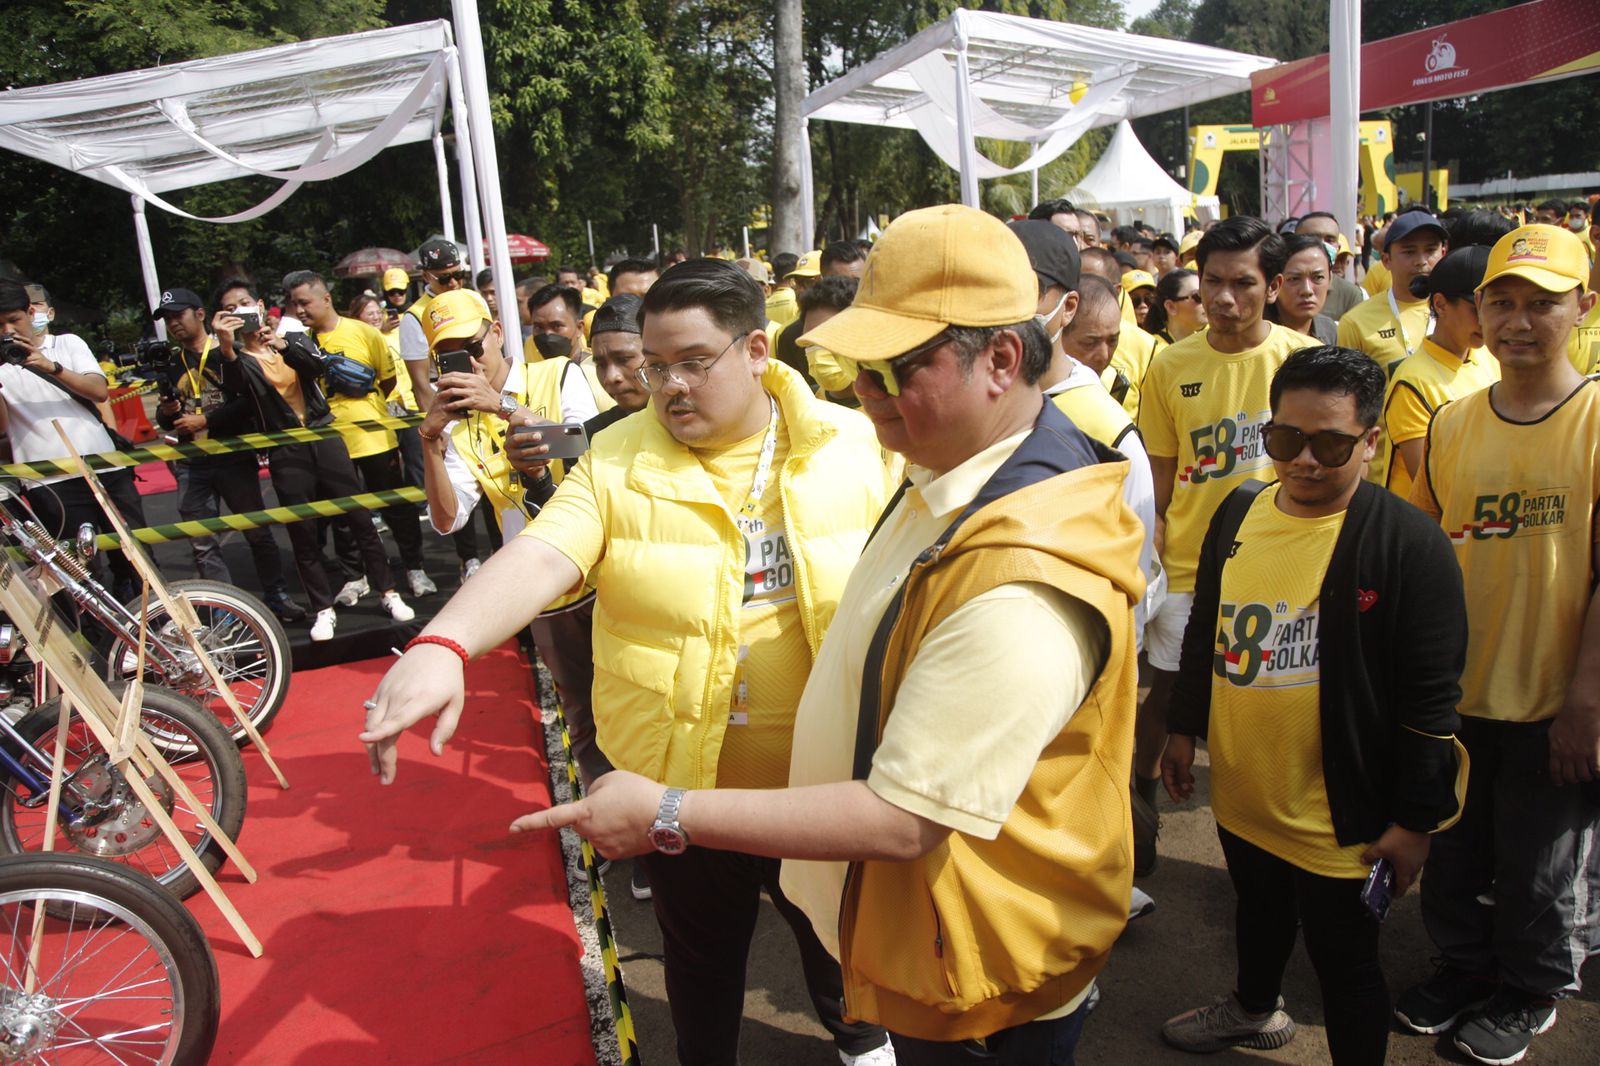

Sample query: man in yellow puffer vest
[363,259,898,1065]
[516,206,1146,1062]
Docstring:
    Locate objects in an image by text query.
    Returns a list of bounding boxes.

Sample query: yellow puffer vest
[839,404,1145,1041]
[585,360,894,789]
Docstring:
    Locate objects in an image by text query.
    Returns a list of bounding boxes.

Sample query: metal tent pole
[953,13,980,209]
[130,197,166,339]
[586,219,596,268]
[432,132,457,243]
[451,0,522,349]
[444,42,486,280]
[800,118,817,247]
[1328,0,1361,242]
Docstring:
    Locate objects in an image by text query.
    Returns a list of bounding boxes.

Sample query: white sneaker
[460,558,481,582]
[1129,885,1156,922]
[381,591,415,622]
[840,1040,896,1065]
[334,577,369,607]
[309,608,337,642]
[407,569,437,597]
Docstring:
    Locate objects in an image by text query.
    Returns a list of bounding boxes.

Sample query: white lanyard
[1387,288,1433,357]
[734,395,779,536]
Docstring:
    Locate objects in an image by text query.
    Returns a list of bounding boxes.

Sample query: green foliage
[1130,0,1196,40]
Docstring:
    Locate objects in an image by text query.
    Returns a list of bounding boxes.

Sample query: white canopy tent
[801,9,1275,233]
[1067,120,1220,234]
[0,15,522,343]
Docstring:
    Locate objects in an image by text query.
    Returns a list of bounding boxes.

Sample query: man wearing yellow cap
[379,267,411,333]
[363,259,896,1065]
[1399,224,1600,1065]
[511,205,1146,1063]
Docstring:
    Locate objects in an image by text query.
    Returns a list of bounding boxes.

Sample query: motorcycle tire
[0,683,248,903]
[0,851,219,1064]
[106,578,292,744]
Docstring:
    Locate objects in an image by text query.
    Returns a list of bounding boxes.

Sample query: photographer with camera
[0,280,147,599]
[212,279,411,641]
[154,288,303,623]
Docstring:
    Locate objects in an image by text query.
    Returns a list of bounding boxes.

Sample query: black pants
[25,470,146,592]
[1421,716,1599,997]
[334,447,422,573]
[268,438,392,613]
[174,455,286,597]
[527,596,608,785]
[1219,826,1388,1066]
[637,846,887,1065]
[890,997,1091,1065]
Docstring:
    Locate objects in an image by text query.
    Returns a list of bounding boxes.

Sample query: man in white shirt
[0,280,147,598]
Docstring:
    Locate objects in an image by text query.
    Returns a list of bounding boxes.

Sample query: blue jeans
[889,995,1091,1065]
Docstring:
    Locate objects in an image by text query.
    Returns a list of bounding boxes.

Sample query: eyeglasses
[428,270,468,286]
[636,332,748,392]
[384,288,408,297]
[1262,422,1366,467]
[851,332,953,397]
[1182,292,1204,304]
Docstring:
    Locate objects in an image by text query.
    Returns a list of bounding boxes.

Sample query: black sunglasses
[428,270,468,285]
[434,336,486,362]
[1262,422,1366,467]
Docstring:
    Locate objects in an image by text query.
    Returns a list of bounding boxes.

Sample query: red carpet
[188,645,597,1066]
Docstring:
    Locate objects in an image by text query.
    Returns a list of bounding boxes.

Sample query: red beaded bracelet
[403,635,470,668]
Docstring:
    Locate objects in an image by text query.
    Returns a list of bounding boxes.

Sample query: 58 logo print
[1180,412,1270,485]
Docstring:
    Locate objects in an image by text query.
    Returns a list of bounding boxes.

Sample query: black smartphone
[235,311,261,334]
[512,421,589,461]
[1361,858,1395,922]
[436,348,474,378]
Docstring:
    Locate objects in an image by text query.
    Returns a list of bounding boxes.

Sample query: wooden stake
[23,692,75,994]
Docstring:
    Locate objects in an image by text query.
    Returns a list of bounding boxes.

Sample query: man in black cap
[1151,233,1180,279]
[580,294,649,439]
[398,237,491,409]
[156,287,303,621]
[1336,209,1449,378]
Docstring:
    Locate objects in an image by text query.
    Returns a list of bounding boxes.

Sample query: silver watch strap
[656,787,686,827]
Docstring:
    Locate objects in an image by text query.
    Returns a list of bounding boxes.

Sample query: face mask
[1034,291,1070,347]
[30,311,49,336]
[533,333,573,359]
[1570,217,1587,231]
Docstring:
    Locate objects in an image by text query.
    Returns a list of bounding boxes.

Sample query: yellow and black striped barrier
[0,415,425,481]
[90,486,427,550]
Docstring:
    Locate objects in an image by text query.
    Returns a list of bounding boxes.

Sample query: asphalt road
[606,744,1598,1064]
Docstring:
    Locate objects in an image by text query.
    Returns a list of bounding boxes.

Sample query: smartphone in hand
[1361,858,1396,922]
[512,421,589,461]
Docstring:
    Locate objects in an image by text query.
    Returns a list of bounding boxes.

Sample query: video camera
[0,335,29,367]
[107,338,184,402]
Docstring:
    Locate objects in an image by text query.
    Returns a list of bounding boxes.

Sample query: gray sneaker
[1163,993,1296,1053]
[334,577,369,607]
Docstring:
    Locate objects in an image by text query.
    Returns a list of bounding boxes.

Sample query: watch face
[648,825,688,856]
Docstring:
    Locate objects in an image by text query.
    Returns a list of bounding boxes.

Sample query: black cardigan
[1168,479,1467,845]
[219,333,334,432]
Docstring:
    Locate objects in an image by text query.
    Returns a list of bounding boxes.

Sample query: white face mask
[1034,290,1070,347]
[30,311,49,336]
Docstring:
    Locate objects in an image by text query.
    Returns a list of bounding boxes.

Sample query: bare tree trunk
[770,0,806,256]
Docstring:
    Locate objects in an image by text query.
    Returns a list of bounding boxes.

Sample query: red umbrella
[333,247,417,279]
[485,234,551,264]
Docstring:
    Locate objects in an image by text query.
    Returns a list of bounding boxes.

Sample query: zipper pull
[934,933,943,958]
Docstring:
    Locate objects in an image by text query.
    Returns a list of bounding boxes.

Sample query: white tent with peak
[1067,120,1220,236]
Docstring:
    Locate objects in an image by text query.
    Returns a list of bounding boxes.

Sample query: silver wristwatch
[647,787,691,855]
[497,394,519,420]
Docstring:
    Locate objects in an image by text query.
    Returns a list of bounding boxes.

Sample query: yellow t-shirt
[1411,380,1600,722]
[767,286,800,329]
[316,317,396,459]
[685,425,809,788]
[1567,301,1600,376]
[1381,338,1500,501]
[1139,323,1311,593]
[1208,486,1367,878]
[1361,259,1391,297]
[1336,288,1431,378]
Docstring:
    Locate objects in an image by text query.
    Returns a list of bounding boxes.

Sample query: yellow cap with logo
[1479,224,1588,294]
[786,250,823,279]
[381,268,411,292]
[1123,269,1157,292]
[798,204,1037,365]
[423,289,493,351]
[1178,230,1203,259]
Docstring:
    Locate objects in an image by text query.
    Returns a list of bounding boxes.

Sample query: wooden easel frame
[52,424,289,789]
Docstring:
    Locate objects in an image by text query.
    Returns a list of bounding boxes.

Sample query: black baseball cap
[1113,250,1140,270]
[154,288,203,315]
[1386,210,1449,248]
[1152,233,1179,252]
[1408,245,1491,301]
[1006,220,1081,294]
[418,238,463,272]
[590,294,643,337]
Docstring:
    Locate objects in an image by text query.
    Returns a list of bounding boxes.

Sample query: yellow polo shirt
[1382,338,1499,501]
[782,430,1103,967]
[1362,260,1391,297]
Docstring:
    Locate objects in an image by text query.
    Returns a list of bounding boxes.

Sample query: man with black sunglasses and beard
[1161,345,1468,1064]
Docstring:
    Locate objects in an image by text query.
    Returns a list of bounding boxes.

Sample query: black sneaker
[1453,988,1557,1065]
[265,592,307,624]
[1394,961,1497,1034]
[631,863,652,901]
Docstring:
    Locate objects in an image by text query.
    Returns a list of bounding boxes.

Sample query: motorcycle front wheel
[0,684,248,902]
[0,852,219,1064]
[105,579,292,744]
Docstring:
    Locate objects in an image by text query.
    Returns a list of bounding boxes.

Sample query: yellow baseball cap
[423,289,493,351]
[798,204,1037,363]
[1479,224,1589,294]
[1178,230,1203,259]
[786,250,822,279]
[1123,269,1157,292]
[381,268,411,292]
